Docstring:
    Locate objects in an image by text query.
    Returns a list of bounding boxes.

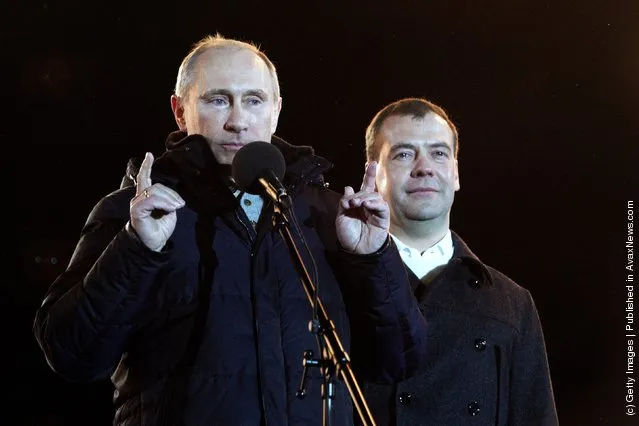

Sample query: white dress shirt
[391,230,454,280]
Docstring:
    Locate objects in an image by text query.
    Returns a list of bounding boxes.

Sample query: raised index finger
[360,161,378,193]
[136,152,154,195]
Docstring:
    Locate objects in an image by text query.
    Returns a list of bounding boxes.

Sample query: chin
[212,152,235,165]
[405,207,446,222]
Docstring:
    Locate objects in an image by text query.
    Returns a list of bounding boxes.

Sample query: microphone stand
[271,203,377,426]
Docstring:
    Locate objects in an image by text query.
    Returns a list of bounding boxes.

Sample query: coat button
[468,278,481,289]
[398,392,412,405]
[468,401,480,416]
[474,338,487,351]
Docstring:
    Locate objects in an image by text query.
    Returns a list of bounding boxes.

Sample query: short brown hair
[365,98,459,162]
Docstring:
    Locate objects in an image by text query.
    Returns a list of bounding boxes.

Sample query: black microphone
[231,141,292,209]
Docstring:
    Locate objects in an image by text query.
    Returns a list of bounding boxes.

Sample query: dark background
[6,0,638,424]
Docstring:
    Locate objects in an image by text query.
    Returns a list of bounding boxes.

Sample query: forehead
[191,47,274,95]
[378,113,455,150]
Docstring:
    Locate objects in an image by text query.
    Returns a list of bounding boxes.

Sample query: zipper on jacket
[234,209,256,246]
[250,249,270,426]
[236,203,271,425]
[250,200,275,257]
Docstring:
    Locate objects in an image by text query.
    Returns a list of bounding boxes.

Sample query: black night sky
[6,1,639,425]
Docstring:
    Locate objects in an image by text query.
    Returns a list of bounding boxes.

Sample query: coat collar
[450,230,494,286]
[406,231,494,298]
[121,131,333,202]
[161,130,333,188]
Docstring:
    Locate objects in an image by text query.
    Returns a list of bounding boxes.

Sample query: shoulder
[84,186,136,224]
[296,183,341,214]
[483,264,540,326]
[290,184,341,249]
[485,265,529,298]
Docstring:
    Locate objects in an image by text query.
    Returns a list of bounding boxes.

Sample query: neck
[391,216,449,253]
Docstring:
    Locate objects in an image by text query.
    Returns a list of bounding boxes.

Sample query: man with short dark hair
[359,97,558,425]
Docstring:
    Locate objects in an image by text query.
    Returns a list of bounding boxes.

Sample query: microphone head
[231,141,286,194]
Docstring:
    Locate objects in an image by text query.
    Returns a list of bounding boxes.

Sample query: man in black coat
[358,97,559,425]
[32,35,426,425]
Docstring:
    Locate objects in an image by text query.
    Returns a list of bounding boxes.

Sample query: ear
[454,159,460,191]
[170,95,187,131]
[270,97,283,134]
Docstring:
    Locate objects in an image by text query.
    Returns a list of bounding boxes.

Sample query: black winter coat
[33,133,426,426]
[360,232,558,426]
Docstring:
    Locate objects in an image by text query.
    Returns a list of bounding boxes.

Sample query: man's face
[375,113,460,229]
[171,47,282,165]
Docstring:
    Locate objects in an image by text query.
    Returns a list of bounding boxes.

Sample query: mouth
[407,187,438,194]
[220,143,246,152]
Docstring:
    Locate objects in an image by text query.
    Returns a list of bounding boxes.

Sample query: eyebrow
[200,89,269,99]
[389,141,452,154]
[389,142,418,154]
[427,142,452,152]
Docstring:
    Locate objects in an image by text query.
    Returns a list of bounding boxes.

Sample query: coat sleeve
[336,238,427,384]
[33,194,171,382]
[508,290,559,425]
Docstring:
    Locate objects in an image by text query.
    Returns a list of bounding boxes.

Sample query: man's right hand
[129,152,185,252]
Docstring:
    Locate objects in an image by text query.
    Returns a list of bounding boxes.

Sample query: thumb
[339,186,355,211]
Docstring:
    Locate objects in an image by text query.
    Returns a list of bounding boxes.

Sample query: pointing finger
[136,152,154,195]
[360,161,377,193]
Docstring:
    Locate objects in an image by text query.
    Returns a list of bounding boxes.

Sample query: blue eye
[208,98,228,106]
[393,151,413,160]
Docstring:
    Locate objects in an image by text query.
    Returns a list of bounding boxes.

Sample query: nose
[223,104,249,133]
[410,154,434,178]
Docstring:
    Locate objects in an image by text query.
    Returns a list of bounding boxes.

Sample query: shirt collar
[391,229,454,259]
